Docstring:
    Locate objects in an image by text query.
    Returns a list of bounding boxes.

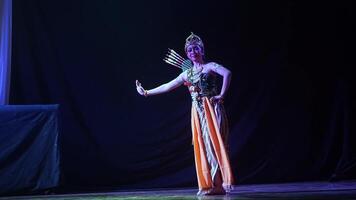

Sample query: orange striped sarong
[191,97,234,190]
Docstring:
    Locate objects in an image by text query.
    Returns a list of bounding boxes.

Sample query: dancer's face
[186,44,204,62]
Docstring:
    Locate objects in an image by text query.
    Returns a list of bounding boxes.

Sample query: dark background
[10,0,356,190]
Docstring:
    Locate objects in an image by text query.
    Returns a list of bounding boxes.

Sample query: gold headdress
[185,32,204,51]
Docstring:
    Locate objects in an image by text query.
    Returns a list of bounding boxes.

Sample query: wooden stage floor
[1,180,356,200]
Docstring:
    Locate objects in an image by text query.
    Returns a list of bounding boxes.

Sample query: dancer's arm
[208,62,232,101]
[136,72,186,97]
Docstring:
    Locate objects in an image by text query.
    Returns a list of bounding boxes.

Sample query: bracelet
[144,90,148,97]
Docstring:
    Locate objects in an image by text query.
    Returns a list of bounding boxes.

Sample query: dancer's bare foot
[223,183,233,194]
[197,187,226,196]
[196,190,205,196]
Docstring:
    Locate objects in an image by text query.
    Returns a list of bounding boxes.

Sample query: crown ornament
[185,32,204,51]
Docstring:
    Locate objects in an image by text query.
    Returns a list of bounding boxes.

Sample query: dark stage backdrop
[10,0,355,190]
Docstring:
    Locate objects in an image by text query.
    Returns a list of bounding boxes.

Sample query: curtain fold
[0,0,12,105]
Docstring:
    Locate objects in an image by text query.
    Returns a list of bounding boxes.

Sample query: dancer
[136,32,234,195]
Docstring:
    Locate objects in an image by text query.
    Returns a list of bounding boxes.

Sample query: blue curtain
[0,0,12,105]
[0,105,61,195]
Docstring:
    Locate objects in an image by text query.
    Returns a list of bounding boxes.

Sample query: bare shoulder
[178,70,188,82]
[205,62,231,76]
[205,62,223,71]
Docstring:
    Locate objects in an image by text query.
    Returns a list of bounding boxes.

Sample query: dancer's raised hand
[136,80,146,96]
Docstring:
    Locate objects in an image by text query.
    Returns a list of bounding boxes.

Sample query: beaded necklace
[188,65,204,84]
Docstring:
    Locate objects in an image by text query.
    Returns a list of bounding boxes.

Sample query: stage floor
[1,180,356,200]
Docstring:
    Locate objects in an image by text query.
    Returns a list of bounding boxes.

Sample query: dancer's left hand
[210,95,224,104]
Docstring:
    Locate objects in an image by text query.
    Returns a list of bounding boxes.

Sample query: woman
[136,33,234,195]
